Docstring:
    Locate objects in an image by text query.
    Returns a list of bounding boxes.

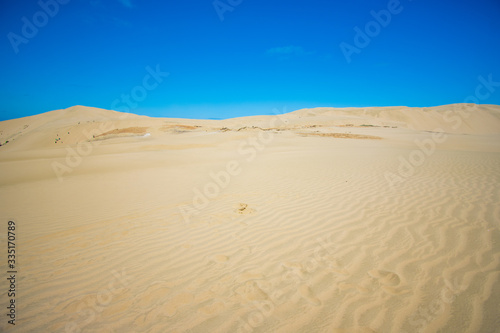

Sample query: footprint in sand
[235,203,256,215]
[368,269,409,295]
[236,271,265,284]
[198,300,226,315]
[213,254,230,263]
[368,269,401,286]
[282,261,308,280]
[298,285,321,306]
[338,282,371,294]
[235,281,269,302]
[332,327,377,333]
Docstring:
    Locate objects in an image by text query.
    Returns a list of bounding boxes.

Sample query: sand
[0,104,499,332]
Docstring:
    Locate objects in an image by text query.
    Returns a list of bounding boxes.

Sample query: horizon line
[1,102,500,122]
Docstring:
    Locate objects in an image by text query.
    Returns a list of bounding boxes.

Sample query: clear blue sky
[1,0,499,120]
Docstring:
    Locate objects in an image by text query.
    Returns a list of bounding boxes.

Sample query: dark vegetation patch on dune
[97,127,148,137]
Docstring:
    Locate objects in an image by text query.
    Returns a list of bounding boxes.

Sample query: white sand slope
[0,104,499,332]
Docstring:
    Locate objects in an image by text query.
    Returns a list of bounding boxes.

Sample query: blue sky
[1,0,499,120]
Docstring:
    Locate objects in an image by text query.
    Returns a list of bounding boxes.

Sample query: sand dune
[0,104,499,332]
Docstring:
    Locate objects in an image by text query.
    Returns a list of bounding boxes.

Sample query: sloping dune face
[0,104,499,332]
